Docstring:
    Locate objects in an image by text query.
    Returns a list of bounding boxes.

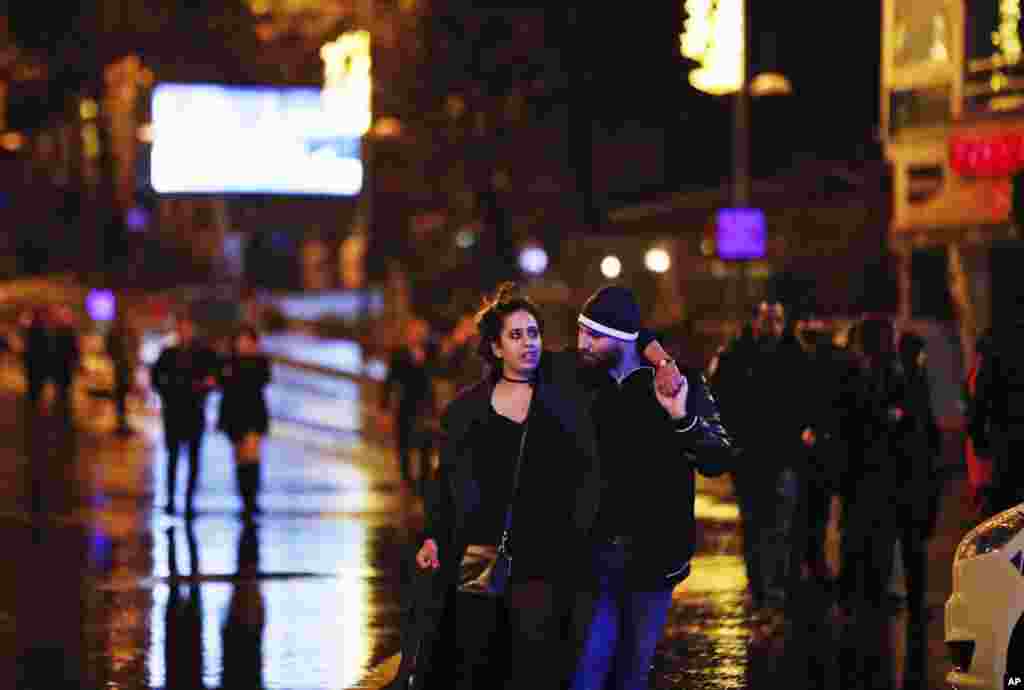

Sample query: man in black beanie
[571,285,735,690]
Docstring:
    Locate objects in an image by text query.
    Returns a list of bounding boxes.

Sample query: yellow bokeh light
[1,132,24,151]
[645,247,672,273]
[80,98,99,120]
[750,71,792,97]
[83,123,100,159]
[600,255,622,279]
[372,116,402,138]
[680,0,744,95]
[680,0,714,62]
[321,30,372,137]
[997,0,1022,66]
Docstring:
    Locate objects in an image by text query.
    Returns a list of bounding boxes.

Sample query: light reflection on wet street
[0,355,965,689]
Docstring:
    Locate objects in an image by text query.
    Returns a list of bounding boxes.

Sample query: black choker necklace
[501,374,535,384]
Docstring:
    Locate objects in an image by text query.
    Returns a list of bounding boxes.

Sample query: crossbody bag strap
[497,415,530,556]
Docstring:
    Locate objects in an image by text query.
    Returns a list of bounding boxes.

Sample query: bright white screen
[150,83,362,196]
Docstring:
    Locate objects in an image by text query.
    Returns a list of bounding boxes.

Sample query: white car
[946,506,1024,689]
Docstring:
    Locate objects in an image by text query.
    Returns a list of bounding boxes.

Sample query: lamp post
[732,0,751,209]
[681,0,791,317]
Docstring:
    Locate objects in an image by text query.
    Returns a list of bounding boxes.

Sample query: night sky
[577,1,884,195]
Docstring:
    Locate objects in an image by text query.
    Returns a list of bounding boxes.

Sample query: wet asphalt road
[0,351,970,690]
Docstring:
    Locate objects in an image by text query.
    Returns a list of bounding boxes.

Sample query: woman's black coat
[396,349,601,690]
[216,354,272,443]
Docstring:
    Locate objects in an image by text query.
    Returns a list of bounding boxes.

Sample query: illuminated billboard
[150,83,362,196]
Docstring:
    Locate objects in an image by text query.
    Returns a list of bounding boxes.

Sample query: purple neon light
[715,208,766,260]
[86,289,116,321]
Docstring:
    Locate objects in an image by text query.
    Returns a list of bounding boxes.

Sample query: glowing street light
[750,71,793,97]
[86,289,117,322]
[645,248,672,273]
[600,255,622,279]
[519,245,549,275]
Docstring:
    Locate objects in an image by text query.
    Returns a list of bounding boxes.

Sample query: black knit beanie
[578,285,641,341]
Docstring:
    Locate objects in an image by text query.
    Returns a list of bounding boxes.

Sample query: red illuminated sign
[949,132,1024,177]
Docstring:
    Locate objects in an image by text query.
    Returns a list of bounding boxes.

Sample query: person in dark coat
[835,315,909,690]
[970,313,1024,518]
[49,304,80,415]
[794,322,852,585]
[569,286,734,690]
[21,306,52,408]
[151,315,218,517]
[216,325,272,518]
[964,329,994,517]
[396,283,688,690]
[105,310,140,435]
[894,331,943,690]
[711,300,814,625]
[380,317,439,491]
[412,287,593,690]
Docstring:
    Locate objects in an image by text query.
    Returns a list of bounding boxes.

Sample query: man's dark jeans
[734,466,799,610]
[165,433,203,514]
[570,540,674,690]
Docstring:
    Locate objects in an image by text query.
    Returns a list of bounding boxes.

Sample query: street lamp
[519,245,549,275]
[680,0,793,205]
[681,0,791,315]
[601,255,622,279]
[644,247,672,273]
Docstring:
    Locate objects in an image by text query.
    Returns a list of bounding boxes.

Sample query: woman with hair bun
[411,282,579,690]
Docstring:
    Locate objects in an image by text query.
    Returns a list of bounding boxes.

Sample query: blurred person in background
[151,314,219,517]
[964,329,994,518]
[794,319,854,586]
[711,300,814,631]
[50,304,80,416]
[837,315,910,611]
[105,307,140,436]
[969,306,1024,518]
[21,305,53,409]
[834,315,909,690]
[216,325,272,519]
[380,317,440,493]
[894,331,943,690]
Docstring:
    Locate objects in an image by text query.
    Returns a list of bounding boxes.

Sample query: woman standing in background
[217,325,272,519]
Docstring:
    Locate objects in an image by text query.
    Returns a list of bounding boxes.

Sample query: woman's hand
[416,539,440,570]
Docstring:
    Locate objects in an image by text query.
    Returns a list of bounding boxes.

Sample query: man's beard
[579,347,620,371]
